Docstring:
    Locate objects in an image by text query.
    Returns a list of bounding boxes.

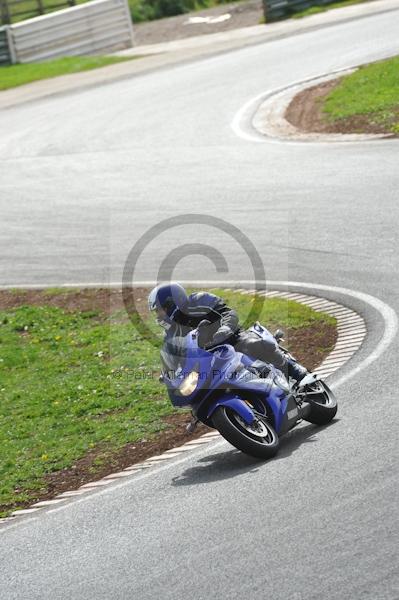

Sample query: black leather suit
[166,291,289,374]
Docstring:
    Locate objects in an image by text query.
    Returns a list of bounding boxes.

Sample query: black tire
[305,380,337,425]
[212,405,279,459]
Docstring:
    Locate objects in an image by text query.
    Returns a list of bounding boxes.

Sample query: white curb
[251,69,392,142]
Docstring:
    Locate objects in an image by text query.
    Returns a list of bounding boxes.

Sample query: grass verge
[0,288,336,517]
[322,56,399,134]
[0,56,137,92]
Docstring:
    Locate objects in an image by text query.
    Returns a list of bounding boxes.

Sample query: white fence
[6,0,134,63]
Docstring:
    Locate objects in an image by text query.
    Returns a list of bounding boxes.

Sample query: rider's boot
[287,358,308,383]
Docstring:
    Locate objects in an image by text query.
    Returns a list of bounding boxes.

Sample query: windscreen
[160,336,188,373]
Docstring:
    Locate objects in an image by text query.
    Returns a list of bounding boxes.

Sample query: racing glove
[211,325,234,346]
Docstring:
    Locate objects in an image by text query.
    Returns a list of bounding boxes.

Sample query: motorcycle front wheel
[212,406,279,459]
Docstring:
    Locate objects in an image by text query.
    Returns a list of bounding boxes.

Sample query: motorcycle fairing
[161,328,291,433]
[277,393,300,435]
[205,393,256,425]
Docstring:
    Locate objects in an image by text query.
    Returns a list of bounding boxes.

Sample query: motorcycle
[159,322,337,459]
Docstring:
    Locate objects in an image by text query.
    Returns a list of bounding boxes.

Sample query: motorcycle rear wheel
[304,380,337,425]
[212,406,279,459]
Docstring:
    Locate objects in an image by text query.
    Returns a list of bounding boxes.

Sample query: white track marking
[0,281,284,289]
[230,90,269,143]
[230,67,354,144]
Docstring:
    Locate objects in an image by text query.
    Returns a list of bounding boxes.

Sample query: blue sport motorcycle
[160,322,337,459]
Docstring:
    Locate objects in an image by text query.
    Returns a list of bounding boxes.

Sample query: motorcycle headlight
[179,371,199,396]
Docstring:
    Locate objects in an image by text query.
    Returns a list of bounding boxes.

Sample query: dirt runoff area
[285,78,398,136]
[134,0,263,46]
[1,288,336,507]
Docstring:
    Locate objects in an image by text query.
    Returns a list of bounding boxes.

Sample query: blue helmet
[148,283,188,327]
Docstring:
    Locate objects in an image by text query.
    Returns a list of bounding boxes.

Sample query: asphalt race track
[1,6,399,599]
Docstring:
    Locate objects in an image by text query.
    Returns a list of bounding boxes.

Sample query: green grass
[0,56,136,91]
[2,0,100,24]
[0,290,335,516]
[292,0,370,19]
[322,55,399,133]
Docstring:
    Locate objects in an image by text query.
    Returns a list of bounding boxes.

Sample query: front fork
[186,413,200,433]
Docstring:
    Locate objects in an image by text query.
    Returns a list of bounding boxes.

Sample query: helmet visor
[148,287,159,312]
[152,305,171,329]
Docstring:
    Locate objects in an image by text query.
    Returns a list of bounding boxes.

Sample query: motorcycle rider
[148,282,307,383]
